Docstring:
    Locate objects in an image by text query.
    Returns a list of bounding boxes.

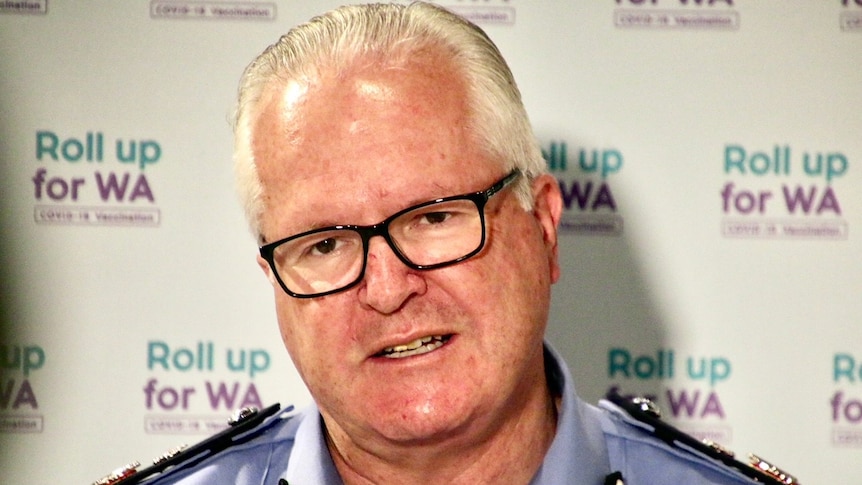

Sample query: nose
[358,236,426,314]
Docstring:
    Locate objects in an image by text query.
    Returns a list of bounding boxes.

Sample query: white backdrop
[1,1,860,483]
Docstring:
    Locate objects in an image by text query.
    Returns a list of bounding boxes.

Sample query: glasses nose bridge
[358,220,410,266]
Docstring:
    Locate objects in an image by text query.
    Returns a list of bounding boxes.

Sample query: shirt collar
[531,343,611,484]
[284,410,343,485]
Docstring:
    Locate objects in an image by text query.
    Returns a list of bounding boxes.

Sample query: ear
[530,174,563,283]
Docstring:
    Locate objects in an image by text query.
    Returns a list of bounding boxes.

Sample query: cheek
[273,295,356,376]
[489,213,550,286]
[488,218,552,323]
[431,223,550,336]
[273,297,300,360]
[273,295,321,378]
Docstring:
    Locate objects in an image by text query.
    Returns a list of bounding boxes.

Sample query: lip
[371,333,455,360]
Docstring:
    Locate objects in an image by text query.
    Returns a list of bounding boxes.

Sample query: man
[119,2,788,484]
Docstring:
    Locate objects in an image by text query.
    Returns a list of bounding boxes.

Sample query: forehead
[251,52,501,238]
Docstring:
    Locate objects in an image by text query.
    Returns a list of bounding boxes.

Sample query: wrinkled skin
[250,49,563,484]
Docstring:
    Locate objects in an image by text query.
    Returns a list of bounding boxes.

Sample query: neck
[325,371,559,485]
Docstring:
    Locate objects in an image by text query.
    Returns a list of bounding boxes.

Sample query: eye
[397,200,477,235]
[419,211,452,225]
[311,237,338,255]
[288,230,359,263]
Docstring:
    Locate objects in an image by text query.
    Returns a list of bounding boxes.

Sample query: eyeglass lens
[270,198,484,296]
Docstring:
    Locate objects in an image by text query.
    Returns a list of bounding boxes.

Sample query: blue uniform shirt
[145,344,761,484]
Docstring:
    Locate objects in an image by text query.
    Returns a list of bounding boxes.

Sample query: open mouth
[376,335,452,359]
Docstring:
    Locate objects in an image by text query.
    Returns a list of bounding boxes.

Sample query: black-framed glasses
[259,170,521,298]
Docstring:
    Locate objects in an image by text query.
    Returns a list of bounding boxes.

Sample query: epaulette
[93,403,287,485]
[604,390,799,485]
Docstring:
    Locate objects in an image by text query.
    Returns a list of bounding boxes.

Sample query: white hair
[232,1,546,240]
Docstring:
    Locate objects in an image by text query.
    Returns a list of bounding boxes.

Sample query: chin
[364,390,486,445]
[375,412,470,445]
